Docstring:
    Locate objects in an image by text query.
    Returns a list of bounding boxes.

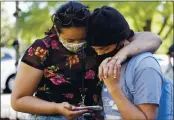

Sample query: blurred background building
[1,1,173,119]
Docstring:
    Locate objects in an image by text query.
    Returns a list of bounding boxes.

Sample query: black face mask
[96,49,117,64]
[96,43,124,65]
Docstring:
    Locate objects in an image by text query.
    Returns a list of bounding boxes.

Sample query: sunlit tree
[2,1,173,54]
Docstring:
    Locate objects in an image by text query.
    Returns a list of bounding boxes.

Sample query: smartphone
[72,106,103,111]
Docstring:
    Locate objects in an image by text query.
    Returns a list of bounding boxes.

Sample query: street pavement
[1,94,29,120]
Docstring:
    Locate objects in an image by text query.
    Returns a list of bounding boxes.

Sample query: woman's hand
[98,41,129,80]
[98,52,126,80]
[103,64,121,92]
[57,102,88,120]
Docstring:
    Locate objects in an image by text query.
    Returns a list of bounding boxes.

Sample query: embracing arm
[98,32,162,79]
[121,31,162,57]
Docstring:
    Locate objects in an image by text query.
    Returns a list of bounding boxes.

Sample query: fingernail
[114,76,116,78]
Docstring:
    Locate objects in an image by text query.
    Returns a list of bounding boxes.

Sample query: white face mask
[59,38,87,53]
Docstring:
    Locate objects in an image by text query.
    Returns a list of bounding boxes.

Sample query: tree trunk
[163,25,174,40]
[158,16,169,35]
[143,19,152,31]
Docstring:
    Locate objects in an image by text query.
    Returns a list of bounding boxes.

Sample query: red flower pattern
[50,74,69,85]
[44,69,56,78]
[35,47,48,61]
[38,84,50,91]
[43,40,50,48]
[66,55,79,68]
[24,36,100,105]
[44,65,59,78]
[63,93,74,99]
[93,94,98,103]
[85,70,95,79]
[49,34,56,37]
[28,47,34,56]
[51,40,59,49]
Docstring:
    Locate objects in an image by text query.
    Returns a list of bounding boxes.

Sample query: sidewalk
[1,94,29,119]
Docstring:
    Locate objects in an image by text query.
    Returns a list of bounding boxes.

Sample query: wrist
[118,48,129,57]
[55,103,62,114]
[107,83,121,93]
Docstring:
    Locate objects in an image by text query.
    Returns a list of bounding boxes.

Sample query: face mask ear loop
[54,24,59,37]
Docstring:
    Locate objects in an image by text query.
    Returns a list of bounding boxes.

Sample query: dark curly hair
[45,1,90,35]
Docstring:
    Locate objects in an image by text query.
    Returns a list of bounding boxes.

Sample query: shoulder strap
[79,47,87,106]
[82,47,86,92]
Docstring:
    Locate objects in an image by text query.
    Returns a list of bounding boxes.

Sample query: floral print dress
[21,34,102,108]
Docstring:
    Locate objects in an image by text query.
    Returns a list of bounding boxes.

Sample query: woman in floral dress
[11,1,162,120]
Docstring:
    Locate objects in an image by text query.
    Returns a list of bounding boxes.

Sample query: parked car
[1,94,29,119]
[153,54,173,80]
[153,54,169,73]
[1,47,17,93]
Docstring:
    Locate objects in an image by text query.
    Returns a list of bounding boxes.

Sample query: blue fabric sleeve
[133,57,162,105]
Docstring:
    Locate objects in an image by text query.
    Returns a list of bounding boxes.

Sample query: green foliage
[1,1,173,54]
[1,18,16,47]
[18,2,51,43]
